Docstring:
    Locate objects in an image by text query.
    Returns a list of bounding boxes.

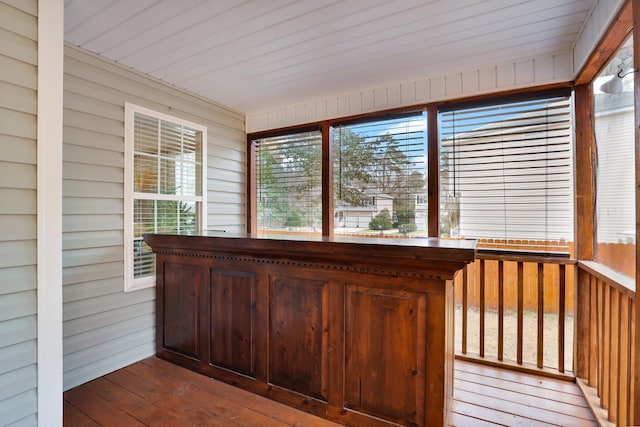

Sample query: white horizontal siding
[62,45,245,390]
[594,107,635,244]
[246,51,574,132]
[0,2,38,425]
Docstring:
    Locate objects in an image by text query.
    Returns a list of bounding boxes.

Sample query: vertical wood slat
[427,104,439,237]
[589,276,597,388]
[608,289,619,423]
[575,268,590,378]
[634,1,640,423]
[602,281,611,409]
[517,261,524,365]
[461,264,468,355]
[630,299,636,426]
[558,264,566,373]
[321,123,333,237]
[479,259,485,358]
[597,279,604,399]
[498,260,504,361]
[617,295,630,427]
[537,263,544,369]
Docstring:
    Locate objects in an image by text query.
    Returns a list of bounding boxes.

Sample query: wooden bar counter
[144,232,476,427]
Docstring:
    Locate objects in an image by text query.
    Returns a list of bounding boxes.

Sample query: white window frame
[124,103,208,292]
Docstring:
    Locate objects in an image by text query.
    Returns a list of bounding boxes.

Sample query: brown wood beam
[574,84,596,261]
[321,122,334,237]
[575,0,633,85]
[633,0,640,424]
[246,137,257,234]
[427,104,439,237]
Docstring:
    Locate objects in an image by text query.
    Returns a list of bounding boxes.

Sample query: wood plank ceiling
[64,0,597,113]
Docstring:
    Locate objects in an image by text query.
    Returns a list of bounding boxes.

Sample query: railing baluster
[517,261,523,365]
[617,295,630,427]
[479,259,485,358]
[629,299,636,426]
[603,282,611,409]
[609,289,619,422]
[558,264,565,373]
[589,275,597,388]
[462,264,468,355]
[598,279,605,400]
[498,260,504,361]
[537,262,544,369]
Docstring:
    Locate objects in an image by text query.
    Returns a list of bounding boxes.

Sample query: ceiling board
[65,0,598,113]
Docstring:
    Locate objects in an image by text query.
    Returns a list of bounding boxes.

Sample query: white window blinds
[125,104,206,291]
[439,91,573,250]
[255,130,322,234]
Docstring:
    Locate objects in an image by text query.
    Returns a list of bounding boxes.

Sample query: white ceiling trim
[246,49,573,132]
[64,0,606,119]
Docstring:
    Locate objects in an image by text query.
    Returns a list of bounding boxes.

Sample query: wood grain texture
[269,275,328,401]
[344,285,425,425]
[210,269,256,377]
[162,262,201,359]
[146,233,475,426]
[64,356,596,427]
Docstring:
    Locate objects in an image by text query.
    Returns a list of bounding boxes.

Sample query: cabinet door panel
[210,269,257,377]
[345,285,427,426]
[269,275,328,401]
[163,262,202,359]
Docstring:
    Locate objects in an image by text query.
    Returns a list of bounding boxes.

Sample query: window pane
[594,36,635,278]
[439,93,574,252]
[134,153,157,193]
[255,131,322,235]
[133,199,155,279]
[157,200,198,234]
[333,113,427,237]
[134,112,203,197]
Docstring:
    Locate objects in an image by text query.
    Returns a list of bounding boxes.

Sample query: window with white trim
[124,103,207,291]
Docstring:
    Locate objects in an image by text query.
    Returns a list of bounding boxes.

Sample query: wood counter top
[144,232,476,279]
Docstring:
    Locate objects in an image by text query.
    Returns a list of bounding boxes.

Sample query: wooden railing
[455,250,576,379]
[574,261,636,427]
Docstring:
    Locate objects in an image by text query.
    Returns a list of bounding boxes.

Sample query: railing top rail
[578,260,636,300]
[476,249,577,265]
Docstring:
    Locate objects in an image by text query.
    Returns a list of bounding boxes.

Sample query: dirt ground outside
[454,305,574,371]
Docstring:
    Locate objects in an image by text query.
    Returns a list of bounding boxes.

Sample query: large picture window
[333,114,427,236]
[438,91,574,252]
[124,104,207,291]
[254,130,322,234]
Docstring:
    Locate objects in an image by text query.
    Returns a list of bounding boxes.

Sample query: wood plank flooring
[64,358,595,427]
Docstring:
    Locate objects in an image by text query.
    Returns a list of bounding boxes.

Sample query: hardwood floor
[450,361,595,426]
[64,358,595,427]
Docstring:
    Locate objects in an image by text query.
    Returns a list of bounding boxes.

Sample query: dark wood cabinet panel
[210,269,257,377]
[146,233,475,427]
[162,262,201,359]
[269,275,328,401]
[345,285,426,426]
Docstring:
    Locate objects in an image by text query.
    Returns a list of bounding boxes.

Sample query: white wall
[0,0,38,425]
[62,46,246,390]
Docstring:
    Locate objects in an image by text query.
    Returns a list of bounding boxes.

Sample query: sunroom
[1,0,639,426]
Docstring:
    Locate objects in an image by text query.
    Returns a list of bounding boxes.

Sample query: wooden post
[573,84,596,380]
[322,122,334,237]
[427,104,439,237]
[246,137,257,234]
[633,0,640,423]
